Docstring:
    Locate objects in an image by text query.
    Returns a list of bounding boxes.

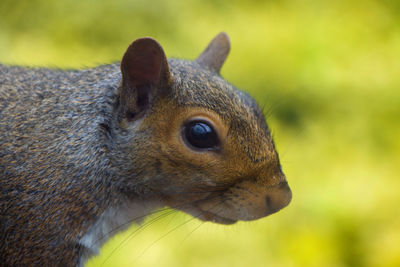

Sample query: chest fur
[78,201,161,266]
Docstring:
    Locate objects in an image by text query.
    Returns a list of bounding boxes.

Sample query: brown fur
[0,33,291,266]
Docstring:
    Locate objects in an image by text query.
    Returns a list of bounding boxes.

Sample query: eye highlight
[182,120,220,151]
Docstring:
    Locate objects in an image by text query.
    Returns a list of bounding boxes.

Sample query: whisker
[132,200,227,264]
[178,220,205,248]
[98,192,227,265]
[99,209,176,266]
[91,189,227,247]
[134,213,198,262]
[90,206,172,248]
[280,128,303,158]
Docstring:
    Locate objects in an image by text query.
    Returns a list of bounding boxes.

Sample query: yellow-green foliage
[1,0,399,266]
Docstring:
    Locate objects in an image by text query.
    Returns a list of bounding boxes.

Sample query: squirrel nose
[265,181,292,215]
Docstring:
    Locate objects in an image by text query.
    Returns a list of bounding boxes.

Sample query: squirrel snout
[194,179,292,223]
[237,179,292,220]
[265,181,292,216]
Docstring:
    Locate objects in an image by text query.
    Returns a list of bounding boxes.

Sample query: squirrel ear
[195,32,230,74]
[120,37,173,120]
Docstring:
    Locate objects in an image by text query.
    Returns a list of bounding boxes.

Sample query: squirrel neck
[67,64,165,263]
[1,63,161,265]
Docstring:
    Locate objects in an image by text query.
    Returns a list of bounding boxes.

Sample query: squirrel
[0,32,292,266]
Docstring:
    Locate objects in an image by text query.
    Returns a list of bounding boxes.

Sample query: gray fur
[0,35,291,266]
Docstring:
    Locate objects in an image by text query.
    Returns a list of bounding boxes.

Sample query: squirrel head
[115,33,291,224]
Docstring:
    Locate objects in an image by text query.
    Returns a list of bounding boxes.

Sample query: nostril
[265,195,281,214]
[265,196,272,209]
[265,181,292,215]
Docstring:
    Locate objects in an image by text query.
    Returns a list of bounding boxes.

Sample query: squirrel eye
[183,120,220,150]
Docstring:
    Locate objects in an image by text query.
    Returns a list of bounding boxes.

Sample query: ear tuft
[196,32,231,73]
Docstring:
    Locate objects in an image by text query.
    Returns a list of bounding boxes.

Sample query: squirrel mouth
[198,210,237,225]
[167,190,237,225]
[175,202,237,225]
[184,203,237,225]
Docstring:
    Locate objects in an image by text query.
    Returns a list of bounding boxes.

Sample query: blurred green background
[1,0,399,266]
